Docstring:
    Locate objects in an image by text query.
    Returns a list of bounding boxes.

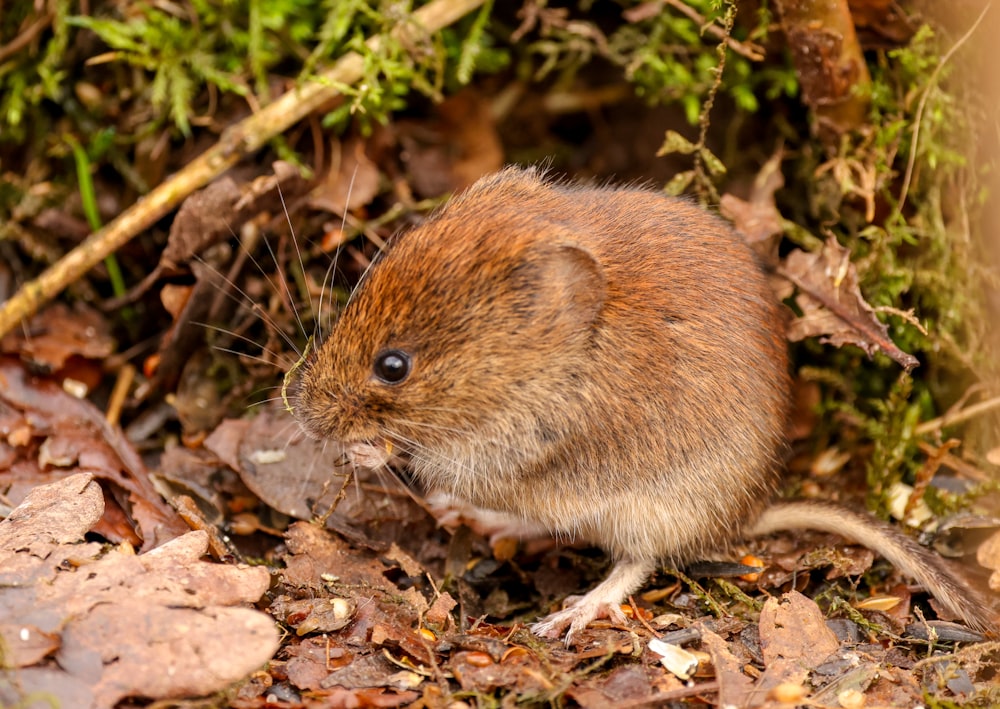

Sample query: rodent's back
[503,175,790,559]
[295,167,789,563]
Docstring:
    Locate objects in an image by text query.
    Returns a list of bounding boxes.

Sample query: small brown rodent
[294,167,995,641]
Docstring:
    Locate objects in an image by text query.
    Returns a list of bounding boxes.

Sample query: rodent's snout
[344,440,394,469]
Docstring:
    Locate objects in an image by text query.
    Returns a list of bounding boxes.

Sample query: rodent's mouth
[345,440,393,470]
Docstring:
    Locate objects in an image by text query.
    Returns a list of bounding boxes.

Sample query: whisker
[318,162,360,342]
[246,396,290,409]
[347,243,381,307]
[193,253,302,356]
[276,182,310,342]
[197,322,293,367]
[208,344,291,369]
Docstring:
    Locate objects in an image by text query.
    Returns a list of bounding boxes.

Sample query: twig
[0,10,55,64]
[0,0,487,339]
[914,393,1000,436]
[662,0,764,61]
[896,3,990,214]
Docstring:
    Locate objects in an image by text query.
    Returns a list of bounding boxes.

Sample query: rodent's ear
[530,243,605,327]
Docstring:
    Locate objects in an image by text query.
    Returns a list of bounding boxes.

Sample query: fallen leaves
[0,301,114,375]
[720,149,921,371]
[0,473,278,708]
[0,357,187,549]
[778,237,920,371]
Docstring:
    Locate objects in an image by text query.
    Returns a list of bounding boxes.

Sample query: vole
[293,166,995,641]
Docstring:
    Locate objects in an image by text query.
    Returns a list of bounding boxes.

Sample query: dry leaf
[206,406,352,520]
[720,148,785,245]
[308,137,380,214]
[0,473,279,707]
[750,591,840,704]
[0,302,115,372]
[779,237,919,371]
[0,359,187,549]
[699,627,755,708]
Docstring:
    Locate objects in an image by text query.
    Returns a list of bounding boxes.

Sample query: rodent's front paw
[425,492,549,544]
[531,595,629,646]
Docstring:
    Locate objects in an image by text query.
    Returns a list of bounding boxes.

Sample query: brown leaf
[750,591,840,703]
[0,302,114,372]
[160,161,307,272]
[160,176,242,270]
[308,137,381,214]
[231,406,352,520]
[779,238,919,371]
[0,624,60,668]
[59,603,277,707]
[0,473,278,707]
[720,149,785,245]
[699,627,754,708]
[759,592,839,667]
[0,359,187,549]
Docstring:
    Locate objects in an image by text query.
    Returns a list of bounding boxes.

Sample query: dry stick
[914,393,1000,436]
[896,2,990,215]
[662,0,764,61]
[0,0,487,340]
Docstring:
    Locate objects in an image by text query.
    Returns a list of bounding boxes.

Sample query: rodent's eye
[373,349,411,385]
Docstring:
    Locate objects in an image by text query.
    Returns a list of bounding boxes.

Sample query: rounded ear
[517,242,605,330]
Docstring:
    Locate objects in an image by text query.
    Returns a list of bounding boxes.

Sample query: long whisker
[246,396,292,409]
[318,162,360,342]
[207,345,292,370]
[193,253,302,355]
[276,182,310,342]
[196,322,293,367]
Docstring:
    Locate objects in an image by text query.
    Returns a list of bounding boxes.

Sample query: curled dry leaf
[720,148,785,246]
[308,137,381,215]
[778,237,919,371]
[0,473,279,708]
[0,301,114,372]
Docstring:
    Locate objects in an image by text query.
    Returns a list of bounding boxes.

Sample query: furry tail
[750,500,997,633]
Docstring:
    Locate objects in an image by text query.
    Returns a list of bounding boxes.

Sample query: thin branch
[0,0,487,339]
[896,3,990,214]
[915,393,1000,435]
[662,0,765,61]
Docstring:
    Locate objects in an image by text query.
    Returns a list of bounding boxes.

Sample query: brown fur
[295,167,995,638]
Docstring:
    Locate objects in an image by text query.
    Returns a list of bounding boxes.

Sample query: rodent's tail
[749,500,997,633]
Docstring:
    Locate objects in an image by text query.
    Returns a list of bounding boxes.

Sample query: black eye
[373,349,411,384]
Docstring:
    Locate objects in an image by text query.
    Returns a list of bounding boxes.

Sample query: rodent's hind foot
[530,557,657,645]
[531,595,630,645]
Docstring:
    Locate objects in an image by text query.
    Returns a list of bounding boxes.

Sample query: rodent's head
[293,168,604,480]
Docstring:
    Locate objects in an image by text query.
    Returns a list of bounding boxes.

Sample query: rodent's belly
[426,467,753,563]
